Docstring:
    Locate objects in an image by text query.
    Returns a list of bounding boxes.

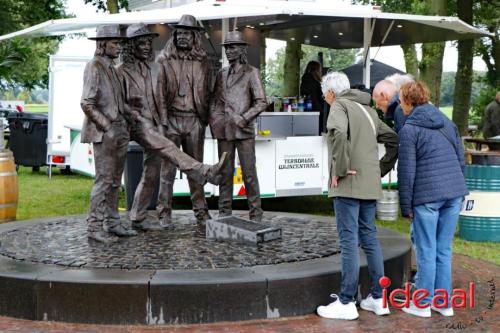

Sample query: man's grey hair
[321,71,350,96]
[385,73,415,91]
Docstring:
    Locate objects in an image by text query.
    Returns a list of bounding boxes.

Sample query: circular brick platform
[0,211,411,325]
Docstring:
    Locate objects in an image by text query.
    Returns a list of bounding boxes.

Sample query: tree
[418,0,447,107]
[264,45,357,97]
[84,0,129,13]
[452,0,474,135]
[283,41,301,96]
[0,0,67,90]
[474,0,499,88]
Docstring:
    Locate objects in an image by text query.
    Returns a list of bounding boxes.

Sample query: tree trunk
[283,41,302,96]
[419,0,447,106]
[106,0,119,13]
[282,41,301,96]
[259,32,267,80]
[401,44,419,79]
[452,0,473,135]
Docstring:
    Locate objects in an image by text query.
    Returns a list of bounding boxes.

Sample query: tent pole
[363,18,373,89]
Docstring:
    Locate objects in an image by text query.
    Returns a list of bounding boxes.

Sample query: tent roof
[340,60,406,88]
[0,0,492,48]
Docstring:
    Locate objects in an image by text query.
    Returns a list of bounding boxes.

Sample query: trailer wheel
[60,166,72,175]
[32,166,40,172]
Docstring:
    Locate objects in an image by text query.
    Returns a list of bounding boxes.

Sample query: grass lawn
[439,105,453,119]
[25,104,48,113]
[9,167,499,265]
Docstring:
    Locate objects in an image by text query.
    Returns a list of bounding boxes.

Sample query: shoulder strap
[335,99,350,141]
[354,102,377,137]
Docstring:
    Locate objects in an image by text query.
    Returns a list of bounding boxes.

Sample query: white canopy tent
[0,0,492,87]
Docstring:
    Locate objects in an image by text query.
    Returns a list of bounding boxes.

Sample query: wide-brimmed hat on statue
[88,25,123,40]
[170,14,204,31]
[126,23,159,39]
[221,31,249,46]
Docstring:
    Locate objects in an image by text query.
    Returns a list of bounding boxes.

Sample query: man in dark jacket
[373,79,408,133]
[81,25,137,242]
[483,91,500,140]
[209,31,267,222]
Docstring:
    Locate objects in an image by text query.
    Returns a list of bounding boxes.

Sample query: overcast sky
[59,0,487,72]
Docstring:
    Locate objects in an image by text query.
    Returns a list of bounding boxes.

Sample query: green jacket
[327,89,398,199]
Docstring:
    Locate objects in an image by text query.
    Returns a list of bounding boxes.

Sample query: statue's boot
[104,224,138,237]
[88,230,119,244]
[201,151,228,185]
[132,220,171,231]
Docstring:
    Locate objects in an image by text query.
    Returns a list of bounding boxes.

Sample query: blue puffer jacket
[397,103,469,217]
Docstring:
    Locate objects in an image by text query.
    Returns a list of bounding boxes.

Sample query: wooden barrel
[0,150,18,223]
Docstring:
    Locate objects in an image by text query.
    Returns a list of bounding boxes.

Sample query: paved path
[0,254,498,333]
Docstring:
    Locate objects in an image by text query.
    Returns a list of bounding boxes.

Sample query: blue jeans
[412,197,462,307]
[334,197,385,304]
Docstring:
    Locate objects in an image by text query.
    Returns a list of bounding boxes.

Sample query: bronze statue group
[81,15,266,244]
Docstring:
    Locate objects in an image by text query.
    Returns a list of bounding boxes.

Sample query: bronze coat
[209,64,267,140]
[157,56,210,124]
[80,56,124,143]
[116,61,166,130]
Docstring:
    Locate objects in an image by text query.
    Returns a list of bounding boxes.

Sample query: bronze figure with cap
[81,25,137,242]
[116,23,228,231]
[156,15,213,228]
[209,31,267,222]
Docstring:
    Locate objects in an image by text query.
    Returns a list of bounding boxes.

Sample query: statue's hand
[234,114,247,129]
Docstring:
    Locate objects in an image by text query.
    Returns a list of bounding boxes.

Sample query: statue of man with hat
[81,25,138,242]
[116,23,227,231]
[209,31,267,222]
[156,14,213,228]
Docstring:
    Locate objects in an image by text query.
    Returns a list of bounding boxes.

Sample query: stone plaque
[206,216,282,245]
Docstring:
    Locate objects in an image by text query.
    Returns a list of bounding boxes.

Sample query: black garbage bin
[124,141,160,211]
[7,112,48,170]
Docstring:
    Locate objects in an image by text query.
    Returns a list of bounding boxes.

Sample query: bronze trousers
[87,118,129,232]
[217,138,263,221]
[158,115,209,221]
[129,116,206,222]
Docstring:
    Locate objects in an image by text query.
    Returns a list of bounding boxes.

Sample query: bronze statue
[156,15,212,227]
[116,23,228,230]
[81,25,137,242]
[209,31,267,222]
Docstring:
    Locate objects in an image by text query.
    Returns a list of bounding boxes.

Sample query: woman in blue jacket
[397,81,468,318]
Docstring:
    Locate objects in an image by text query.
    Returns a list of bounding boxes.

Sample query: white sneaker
[360,294,390,316]
[317,294,359,320]
[431,306,454,317]
[402,302,431,318]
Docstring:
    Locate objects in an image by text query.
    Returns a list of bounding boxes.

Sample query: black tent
[339,60,406,90]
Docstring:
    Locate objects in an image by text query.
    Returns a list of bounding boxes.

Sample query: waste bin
[7,112,48,170]
[124,142,160,211]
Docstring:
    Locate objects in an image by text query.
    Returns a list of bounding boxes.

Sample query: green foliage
[0,0,67,90]
[440,71,489,107]
[264,44,358,97]
[471,84,498,127]
[84,0,129,13]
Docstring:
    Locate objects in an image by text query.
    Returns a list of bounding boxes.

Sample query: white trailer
[46,55,91,177]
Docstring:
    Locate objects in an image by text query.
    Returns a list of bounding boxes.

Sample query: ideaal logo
[379,276,475,309]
